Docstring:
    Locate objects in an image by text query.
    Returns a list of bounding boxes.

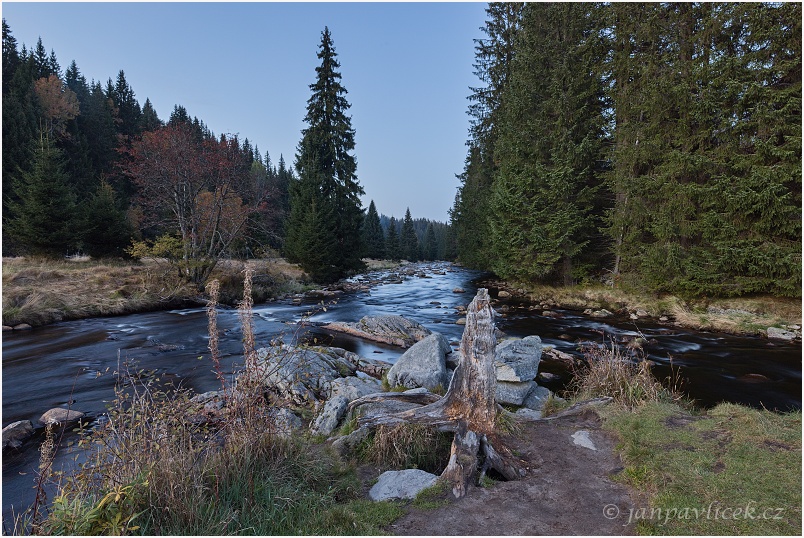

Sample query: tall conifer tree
[6,134,78,256]
[361,200,385,259]
[385,216,401,261]
[452,3,522,269]
[400,208,420,262]
[286,27,364,282]
[490,2,607,284]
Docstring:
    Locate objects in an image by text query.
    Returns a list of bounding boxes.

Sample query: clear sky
[1,1,488,222]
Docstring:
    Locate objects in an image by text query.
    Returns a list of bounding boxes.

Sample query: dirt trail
[387,410,636,535]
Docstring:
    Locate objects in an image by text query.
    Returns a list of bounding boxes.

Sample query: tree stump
[356,288,525,497]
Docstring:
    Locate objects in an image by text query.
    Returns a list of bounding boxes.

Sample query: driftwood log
[354,288,525,498]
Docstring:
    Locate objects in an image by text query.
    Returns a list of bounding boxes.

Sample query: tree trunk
[355,288,525,497]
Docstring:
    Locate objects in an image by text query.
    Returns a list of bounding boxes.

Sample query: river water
[2,262,800,522]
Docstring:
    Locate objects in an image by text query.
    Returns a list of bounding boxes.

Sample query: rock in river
[322,315,431,348]
[3,420,34,450]
[39,408,86,427]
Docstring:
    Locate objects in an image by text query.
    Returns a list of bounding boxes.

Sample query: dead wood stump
[355,288,525,498]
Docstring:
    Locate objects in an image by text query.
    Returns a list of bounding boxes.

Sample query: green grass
[604,401,802,535]
[412,480,451,510]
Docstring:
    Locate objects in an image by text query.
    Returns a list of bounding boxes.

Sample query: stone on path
[571,430,597,451]
[369,469,440,501]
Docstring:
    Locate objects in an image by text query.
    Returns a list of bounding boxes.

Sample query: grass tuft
[356,423,453,474]
[569,340,684,410]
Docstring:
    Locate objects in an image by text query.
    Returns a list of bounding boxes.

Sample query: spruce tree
[7,134,78,256]
[385,216,401,261]
[361,200,385,259]
[422,223,438,261]
[110,70,142,140]
[141,98,161,131]
[286,27,364,282]
[400,208,420,262]
[605,3,801,296]
[2,19,20,93]
[79,180,132,257]
[490,2,607,284]
[452,3,522,269]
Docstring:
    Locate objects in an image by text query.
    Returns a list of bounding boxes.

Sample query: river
[2,262,800,523]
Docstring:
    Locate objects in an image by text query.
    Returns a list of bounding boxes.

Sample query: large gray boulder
[254,345,357,404]
[521,384,552,411]
[386,333,451,391]
[322,315,432,348]
[326,376,384,401]
[495,336,542,382]
[496,380,537,406]
[3,420,34,450]
[369,469,440,501]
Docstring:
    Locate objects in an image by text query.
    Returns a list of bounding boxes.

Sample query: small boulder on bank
[322,315,431,348]
[522,384,552,411]
[3,420,34,450]
[369,469,440,501]
[327,376,384,401]
[767,327,798,341]
[386,333,451,391]
[496,380,537,407]
[268,408,303,437]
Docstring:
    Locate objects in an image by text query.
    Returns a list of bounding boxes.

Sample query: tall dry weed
[570,339,683,409]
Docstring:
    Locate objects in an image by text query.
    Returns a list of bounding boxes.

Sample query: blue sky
[1,1,488,221]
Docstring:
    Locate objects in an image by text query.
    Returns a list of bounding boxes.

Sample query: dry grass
[504,281,801,336]
[1,256,309,327]
[569,340,685,410]
[356,423,454,474]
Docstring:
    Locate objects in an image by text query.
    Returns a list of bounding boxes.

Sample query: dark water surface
[2,262,800,522]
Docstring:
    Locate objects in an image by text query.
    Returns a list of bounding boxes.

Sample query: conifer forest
[451,2,801,297]
[3,2,802,297]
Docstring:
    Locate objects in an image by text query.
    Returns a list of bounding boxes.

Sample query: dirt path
[386,410,636,535]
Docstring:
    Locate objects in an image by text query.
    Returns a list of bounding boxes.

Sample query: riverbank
[1,256,402,329]
[4,266,800,535]
[482,277,802,340]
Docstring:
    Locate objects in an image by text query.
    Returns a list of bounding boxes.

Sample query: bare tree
[123,124,263,284]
